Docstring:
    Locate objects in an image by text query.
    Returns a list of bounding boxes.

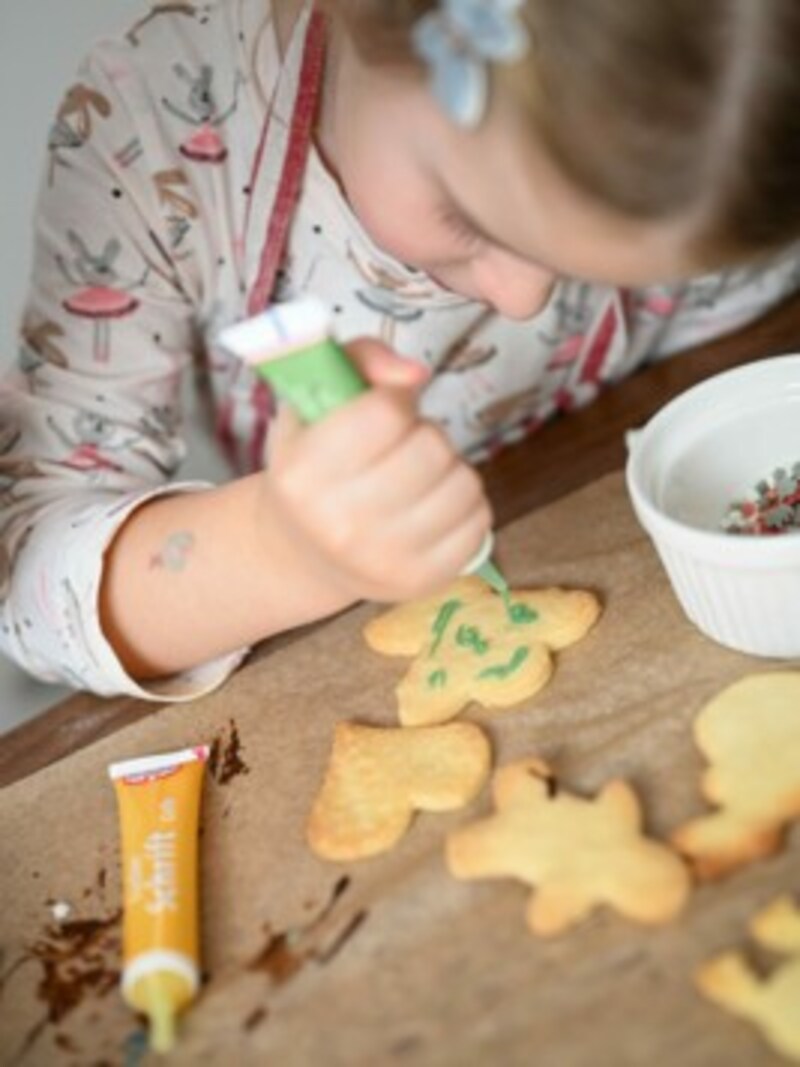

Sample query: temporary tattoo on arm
[149,530,195,572]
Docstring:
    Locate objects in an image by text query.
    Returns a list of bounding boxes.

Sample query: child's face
[322,35,712,321]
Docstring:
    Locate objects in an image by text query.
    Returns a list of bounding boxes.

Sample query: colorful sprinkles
[722,462,800,535]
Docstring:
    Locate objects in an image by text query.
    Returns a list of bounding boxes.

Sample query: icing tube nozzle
[468,536,510,598]
[219,297,509,594]
[142,978,178,1054]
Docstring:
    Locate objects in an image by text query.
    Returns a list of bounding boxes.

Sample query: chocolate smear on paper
[249,877,366,988]
[208,719,250,786]
[3,910,121,1063]
[243,1005,269,1032]
[33,913,121,1023]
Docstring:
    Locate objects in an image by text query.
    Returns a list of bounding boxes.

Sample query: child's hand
[260,338,493,602]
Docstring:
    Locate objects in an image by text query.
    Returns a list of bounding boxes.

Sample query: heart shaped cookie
[307,721,491,861]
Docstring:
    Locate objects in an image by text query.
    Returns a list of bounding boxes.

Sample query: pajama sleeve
[646,247,800,360]
[0,38,247,700]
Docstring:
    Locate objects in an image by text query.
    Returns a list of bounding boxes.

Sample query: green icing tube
[251,336,367,423]
[219,296,509,592]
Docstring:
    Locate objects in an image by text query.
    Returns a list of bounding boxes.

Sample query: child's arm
[100,342,492,680]
[639,251,800,362]
[0,17,267,700]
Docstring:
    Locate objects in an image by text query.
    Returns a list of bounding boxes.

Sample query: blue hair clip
[412,0,530,129]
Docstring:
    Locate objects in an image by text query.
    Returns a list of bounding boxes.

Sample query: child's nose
[472,249,556,321]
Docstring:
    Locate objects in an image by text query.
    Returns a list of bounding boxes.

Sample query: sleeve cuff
[9,482,250,702]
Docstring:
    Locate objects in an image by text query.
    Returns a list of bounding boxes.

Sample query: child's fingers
[361,495,491,599]
[333,459,490,586]
[343,420,469,519]
[263,402,303,467]
[267,340,430,477]
[387,461,492,555]
[414,507,495,593]
[281,387,421,482]
[345,337,431,391]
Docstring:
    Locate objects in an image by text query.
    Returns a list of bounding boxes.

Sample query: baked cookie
[671,672,800,880]
[307,721,491,861]
[696,897,800,1062]
[446,757,690,936]
[750,895,800,954]
[363,577,600,726]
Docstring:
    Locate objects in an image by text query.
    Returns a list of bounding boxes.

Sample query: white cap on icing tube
[463,531,494,575]
[218,296,332,364]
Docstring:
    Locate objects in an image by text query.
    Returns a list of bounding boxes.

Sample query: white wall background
[0,1,226,730]
[0,1,141,360]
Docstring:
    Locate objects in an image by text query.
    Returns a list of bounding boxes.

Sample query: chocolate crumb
[331,876,350,904]
[249,887,366,989]
[249,930,304,986]
[219,720,249,785]
[207,737,221,780]
[54,1032,78,1052]
[209,720,250,786]
[315,911,367,965]
[243,1006,269,1032]
[527,766,559,797]
[97,869,107,891]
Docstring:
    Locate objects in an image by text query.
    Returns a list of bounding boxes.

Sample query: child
[2,0,800,701]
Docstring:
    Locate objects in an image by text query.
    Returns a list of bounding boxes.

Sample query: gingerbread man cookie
[446,757,690,936]
[696,896,800,1062]
[672,672,800,880]
[364,577,600,726]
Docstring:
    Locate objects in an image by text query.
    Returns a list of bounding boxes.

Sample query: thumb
[344,337,431,392]
[263,400,303,467]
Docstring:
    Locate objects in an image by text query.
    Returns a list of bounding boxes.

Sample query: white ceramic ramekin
[625,354,800,658]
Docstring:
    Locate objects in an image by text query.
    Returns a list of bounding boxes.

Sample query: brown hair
[329,0,800,264]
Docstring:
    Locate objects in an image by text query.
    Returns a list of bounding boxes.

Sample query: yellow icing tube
[109,745,209,1053]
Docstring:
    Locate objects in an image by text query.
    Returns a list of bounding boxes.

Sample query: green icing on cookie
[455,624,489,655]
[427,668,448,689]
[429,599,462,656]
[506,602,539,625]
[478,646,530,681]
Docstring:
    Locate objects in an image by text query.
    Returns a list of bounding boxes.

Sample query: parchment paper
[1,473,797,1066]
